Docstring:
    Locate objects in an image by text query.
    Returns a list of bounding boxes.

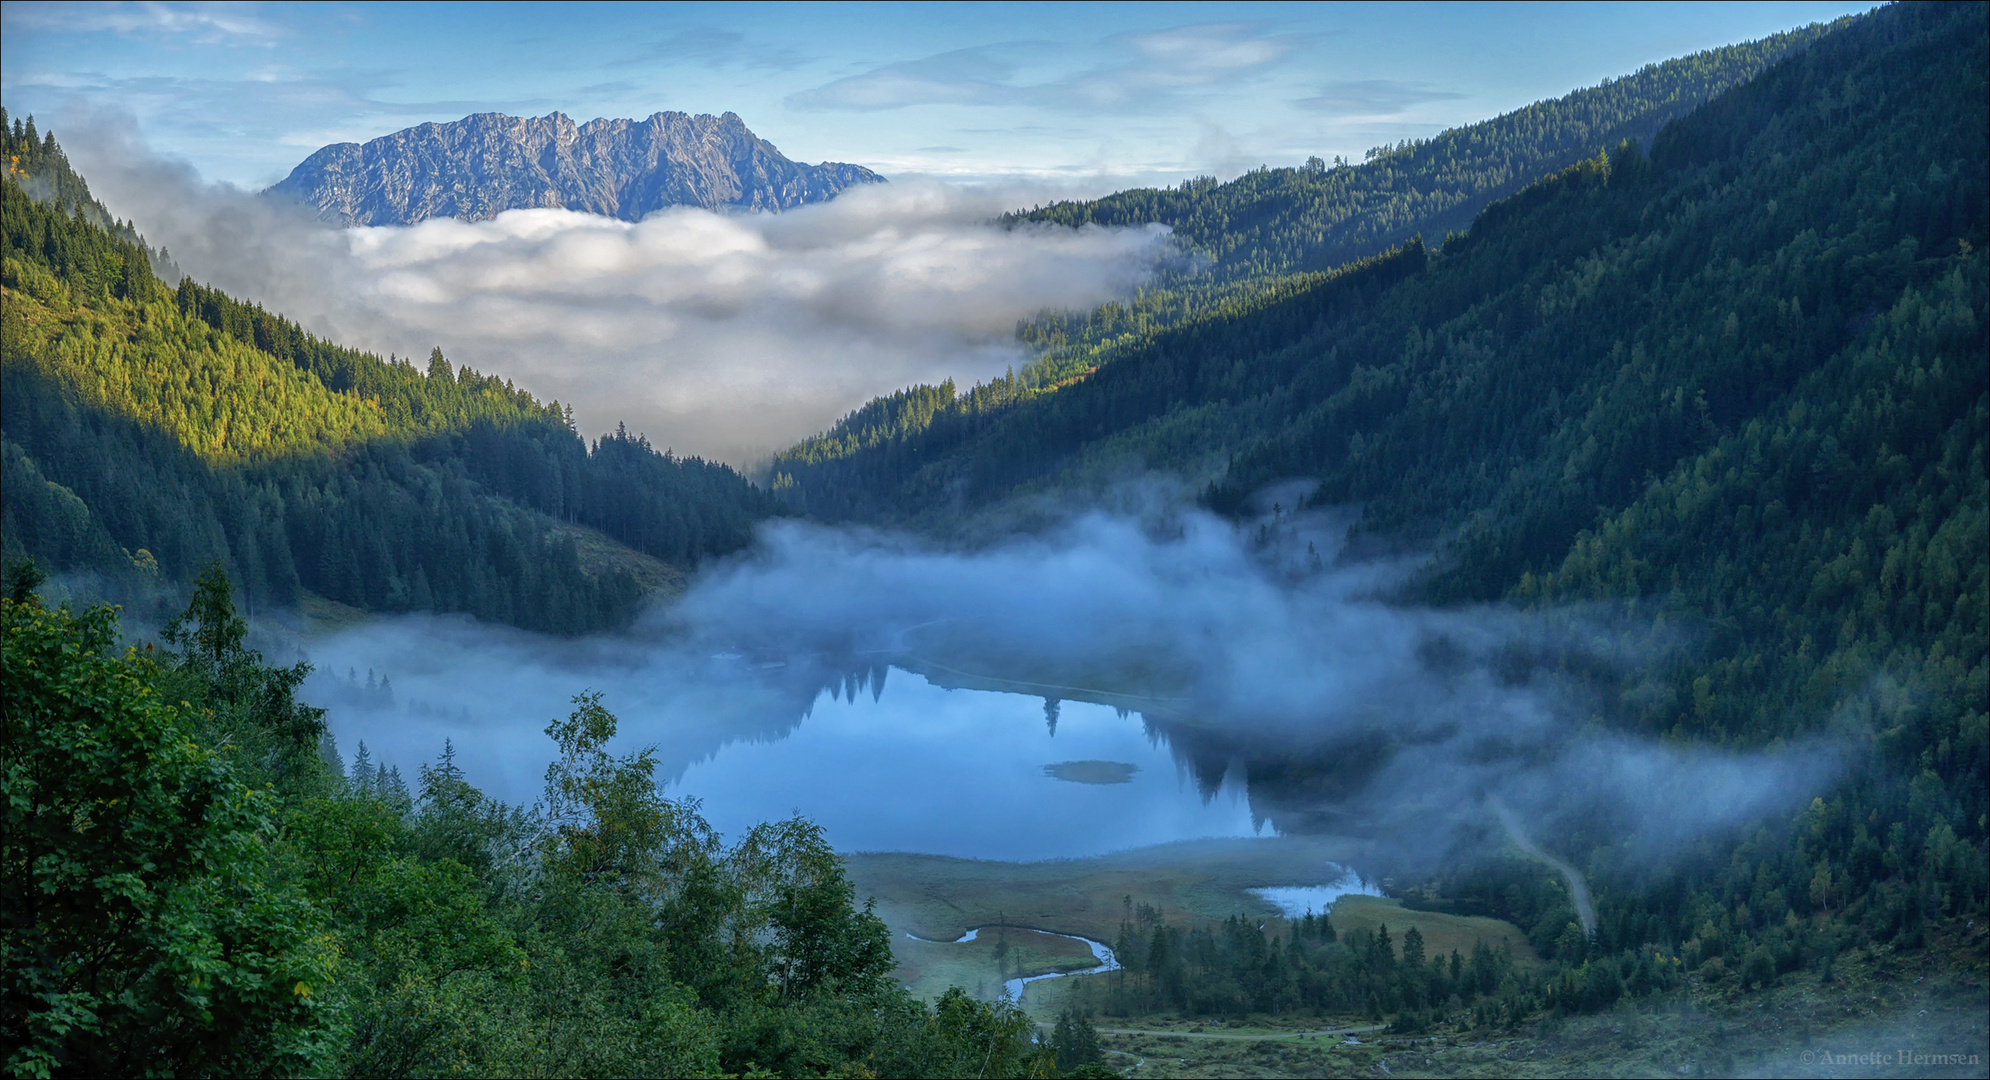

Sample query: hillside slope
[778,0,1988,981]
[997,18,1845,392]
[773,18,1858,491]
[1,125,780,632]
[1019,18,1840,284]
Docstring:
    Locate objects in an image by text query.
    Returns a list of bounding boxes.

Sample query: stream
[909,927,1124,1003]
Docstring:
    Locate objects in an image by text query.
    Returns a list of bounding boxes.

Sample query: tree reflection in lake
[306,624,1265,861]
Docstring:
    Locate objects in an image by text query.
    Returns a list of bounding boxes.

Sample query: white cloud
[4,1,283,42]
[787,23,1310,115]
[300,497,1842,863]
[1126,23,1303,80]
[1295,79,1469,116]
[61,115,1169,464]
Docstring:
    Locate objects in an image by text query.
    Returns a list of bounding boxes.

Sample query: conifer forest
[2,3,1984,1077]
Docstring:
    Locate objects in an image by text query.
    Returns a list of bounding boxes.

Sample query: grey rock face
[267,110,884,226]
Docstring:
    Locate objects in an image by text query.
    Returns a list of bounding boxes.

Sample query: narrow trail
[1489,797,1596,936]
[1091,1023,1388,1042]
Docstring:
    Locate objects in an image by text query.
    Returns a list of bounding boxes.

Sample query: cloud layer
[299,495,1841,869]
[4,1,283,43]
[670,504,1842,863]
[62,116,1169,463]
[786,23,1310,114]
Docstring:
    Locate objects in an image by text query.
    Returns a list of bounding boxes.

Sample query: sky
[0,1,1874,463]
[3,0,1873,190]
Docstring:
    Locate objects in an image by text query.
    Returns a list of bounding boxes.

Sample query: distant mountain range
[266,110,884,226]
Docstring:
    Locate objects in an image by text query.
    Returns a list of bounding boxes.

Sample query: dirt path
[1490,797,1596,936]
[1093,1023,1388,1042]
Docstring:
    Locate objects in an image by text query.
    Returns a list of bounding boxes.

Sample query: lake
[305,618,1264,861]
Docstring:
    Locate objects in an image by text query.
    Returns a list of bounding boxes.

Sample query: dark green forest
[1013,20,1837,284]
[990,18,1842,393]
[772,0,1989,1027]
[776,22,1852,465]
[3,2,1987,1075]
[1,110,161,261]
[3,573,1094,1077]
[1081,903,1557,1029]
[1,115,780,633]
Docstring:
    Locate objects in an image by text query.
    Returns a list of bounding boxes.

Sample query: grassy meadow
[845,835,1545,1018]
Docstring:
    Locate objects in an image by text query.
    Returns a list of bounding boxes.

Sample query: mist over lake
[7,3,1981,1074]
[302,501,1837,870]
[312,645,1262,860]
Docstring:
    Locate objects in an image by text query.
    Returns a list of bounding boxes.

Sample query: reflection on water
[301,502,1835,890]
[673,674,1259,860]
[307,622,1260,861]
[1247,865,1382,917]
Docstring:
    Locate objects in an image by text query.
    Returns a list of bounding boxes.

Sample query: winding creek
[908,927,1124,1003]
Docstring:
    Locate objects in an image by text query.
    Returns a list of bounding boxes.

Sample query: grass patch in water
[1044,760,1140,784]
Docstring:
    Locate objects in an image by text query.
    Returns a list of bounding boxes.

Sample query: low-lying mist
[58,111,1170,464]
[299,492,1842,869]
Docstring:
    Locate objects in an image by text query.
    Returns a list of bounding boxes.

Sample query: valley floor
[846,837,1543,1013]
[1089,921,1988,1079]
[845,844,1986,1077]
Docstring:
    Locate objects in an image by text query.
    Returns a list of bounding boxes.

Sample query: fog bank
[300,498,1841,866]
[58,111,1169,464]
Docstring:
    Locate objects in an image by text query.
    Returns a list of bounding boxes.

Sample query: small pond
[1247,866,1382,917]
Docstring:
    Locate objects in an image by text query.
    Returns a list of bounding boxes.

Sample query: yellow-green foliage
[3,262,389,462]
[1328,895,1538,966]
[1,164,775,634]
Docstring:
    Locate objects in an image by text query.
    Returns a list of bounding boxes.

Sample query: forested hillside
[1,118,780,633]
[1023,19,1837,280]
[776,0,1988,1014]
[773,17,1851,488]
[993,18,1842,391]
[3,5,1985,1070]
[3,569,1080,1077]
[1,109,162,260]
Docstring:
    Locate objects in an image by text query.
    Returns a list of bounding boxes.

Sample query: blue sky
[4,0,1872,191]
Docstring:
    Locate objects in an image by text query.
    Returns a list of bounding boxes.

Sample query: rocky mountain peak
[267,110,883,226]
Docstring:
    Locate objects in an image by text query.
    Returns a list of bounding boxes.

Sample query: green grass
[844,836,1376,947]
[298,590,373,632]
[550,520,686,599]
[844,835,1547,1023]
[1088,918,1989,1078]
[1328,894,1539,965]
[891,926,1102,1004]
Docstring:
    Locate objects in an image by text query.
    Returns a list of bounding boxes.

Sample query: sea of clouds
[50,114,1843,872]
[62,114,1169,465]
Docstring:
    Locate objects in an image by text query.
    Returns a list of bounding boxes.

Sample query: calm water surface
[308,621,1261,861]
[671,673,1261,860]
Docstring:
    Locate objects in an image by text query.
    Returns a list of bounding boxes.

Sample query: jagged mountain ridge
[267,110,884,225]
